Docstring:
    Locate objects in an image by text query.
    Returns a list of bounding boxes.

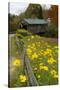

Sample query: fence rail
[16,36,39,86]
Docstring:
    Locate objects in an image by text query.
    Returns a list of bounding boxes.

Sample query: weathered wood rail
[24,53,39,86]
[16,36,39,86]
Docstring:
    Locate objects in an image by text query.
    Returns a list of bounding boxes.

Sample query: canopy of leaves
[19,4,43,19]
[8,14,20,33]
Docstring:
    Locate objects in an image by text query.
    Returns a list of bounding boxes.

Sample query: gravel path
[8,34,17,86]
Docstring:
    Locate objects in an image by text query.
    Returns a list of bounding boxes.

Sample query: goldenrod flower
[32,53,38,60]
[12,59,21,67]
[47,57,56,64]
[19,75,27,83]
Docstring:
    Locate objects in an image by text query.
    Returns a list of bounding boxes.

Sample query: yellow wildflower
[26,48,32,55]
[50,69,58,79]
[53,74,58,79]
[39,65,48,71]
[50,70,57,75]
[32,53,38,60]
[39,65,44,70]
[47,57,56,64]
[44,49,52,55]
[37,75,41,79]
[19,75,27,83]
[12,59,21,67]
[43,66,48,71]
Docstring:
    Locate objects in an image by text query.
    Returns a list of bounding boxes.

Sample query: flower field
[9,29,58,87]
[23,35,58,85]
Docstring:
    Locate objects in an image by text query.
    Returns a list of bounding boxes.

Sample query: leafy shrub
[16,29,32,39]
[44,23,58,38]
[16,29,32,54]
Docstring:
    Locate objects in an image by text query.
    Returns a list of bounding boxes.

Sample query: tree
[19,4,43,19]
[42,5,58,27]
[8,13,20,33]
[50,5,58,27]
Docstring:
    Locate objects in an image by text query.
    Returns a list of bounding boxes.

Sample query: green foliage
[8,14,20,33]
[16,29,32,39]
[19,4,43,19]
[48,23,58,38]
[40,23,58,38]
[16,29,32,54]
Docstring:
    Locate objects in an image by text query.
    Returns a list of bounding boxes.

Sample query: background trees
[8,14,20,33]
[24,4,43,19]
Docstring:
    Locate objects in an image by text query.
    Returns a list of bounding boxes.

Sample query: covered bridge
[21,19,48,34]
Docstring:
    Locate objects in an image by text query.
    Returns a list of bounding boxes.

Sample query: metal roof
[23,19,48,25]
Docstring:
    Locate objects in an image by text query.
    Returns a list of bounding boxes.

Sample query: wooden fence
[16,37,39,86]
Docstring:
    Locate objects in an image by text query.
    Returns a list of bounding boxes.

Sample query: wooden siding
[27,25,47,34]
